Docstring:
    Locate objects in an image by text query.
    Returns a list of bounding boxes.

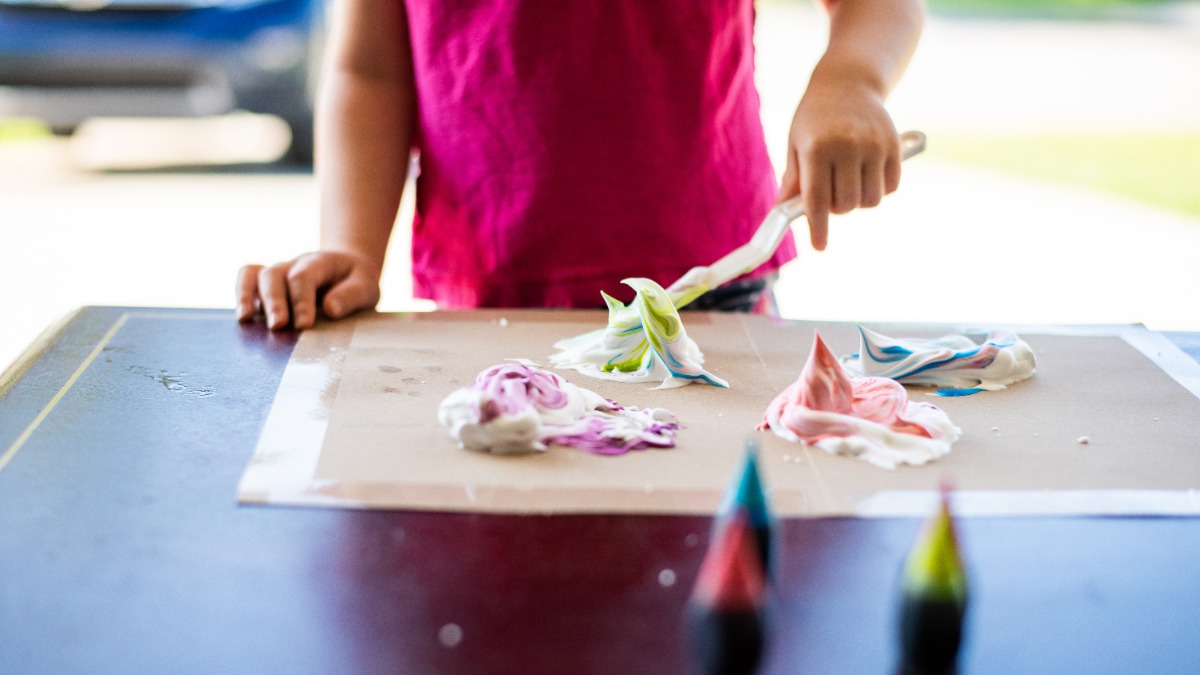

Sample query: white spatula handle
[667,130,927,307]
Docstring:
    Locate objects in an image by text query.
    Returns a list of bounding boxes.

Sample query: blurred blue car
[0,0,325,164]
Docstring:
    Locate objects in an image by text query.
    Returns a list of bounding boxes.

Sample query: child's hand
[778,74,902,252]
[236,251,382,330]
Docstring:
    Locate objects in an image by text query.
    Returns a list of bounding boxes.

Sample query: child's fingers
[884,148,902,195]
[258,263,294,330]
[861,164,882,208]
[286,254,348,330]
[236,264,265,321]
[862,156,887,208]
[866,135,902,207]
[324,273,381,320]
[832,154,863,215]
[828,135,899,219]
[778,147,801,204]
[800,156,832,252]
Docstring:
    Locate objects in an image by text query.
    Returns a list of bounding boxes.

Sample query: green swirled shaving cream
[550,277,728,389]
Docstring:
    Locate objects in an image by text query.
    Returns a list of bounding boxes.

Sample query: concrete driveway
[757,1,1200,329]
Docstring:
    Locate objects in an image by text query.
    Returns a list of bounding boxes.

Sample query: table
[3,307,1199,674]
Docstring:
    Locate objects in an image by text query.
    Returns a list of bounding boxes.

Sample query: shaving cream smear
[551,277,728,389]
[760,332,960,469]
[841,326,1036,396]
[438,363,680,455]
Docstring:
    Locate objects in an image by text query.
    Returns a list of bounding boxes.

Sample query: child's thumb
[777,150,801,203]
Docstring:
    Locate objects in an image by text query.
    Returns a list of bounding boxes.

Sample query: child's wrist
[808,56,888,101]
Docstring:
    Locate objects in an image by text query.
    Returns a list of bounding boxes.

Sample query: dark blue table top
[2,307,1198,674]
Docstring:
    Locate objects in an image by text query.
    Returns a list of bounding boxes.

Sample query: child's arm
[237,0,416,330]
[779,0,925,251]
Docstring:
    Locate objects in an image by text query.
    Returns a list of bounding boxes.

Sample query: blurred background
[2,0,1199,372]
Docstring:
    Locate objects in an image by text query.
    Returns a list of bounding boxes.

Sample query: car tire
[278,9,323,168]
[281,112,313,167]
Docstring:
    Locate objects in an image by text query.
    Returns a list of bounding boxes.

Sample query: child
[237,0,924,330]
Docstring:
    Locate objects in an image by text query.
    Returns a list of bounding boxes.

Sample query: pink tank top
[404,0,796,308]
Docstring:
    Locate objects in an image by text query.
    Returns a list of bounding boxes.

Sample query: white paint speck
[658,569,677,587]
[684,533,700,548]
[1076,436,1090,445]
[438,623,463,647]
[498,317,509,327]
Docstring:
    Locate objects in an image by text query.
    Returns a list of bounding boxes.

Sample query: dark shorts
[684,273,779,315]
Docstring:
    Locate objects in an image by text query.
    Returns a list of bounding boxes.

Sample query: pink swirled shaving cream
[438,363,680,455]
[759,332,961,469]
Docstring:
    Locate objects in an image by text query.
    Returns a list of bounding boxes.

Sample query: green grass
[926,0,1177,19]
[930,133,1200,221]
[0,118,51,143]
[763,0,1178,17]
[762,0,1181,19]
